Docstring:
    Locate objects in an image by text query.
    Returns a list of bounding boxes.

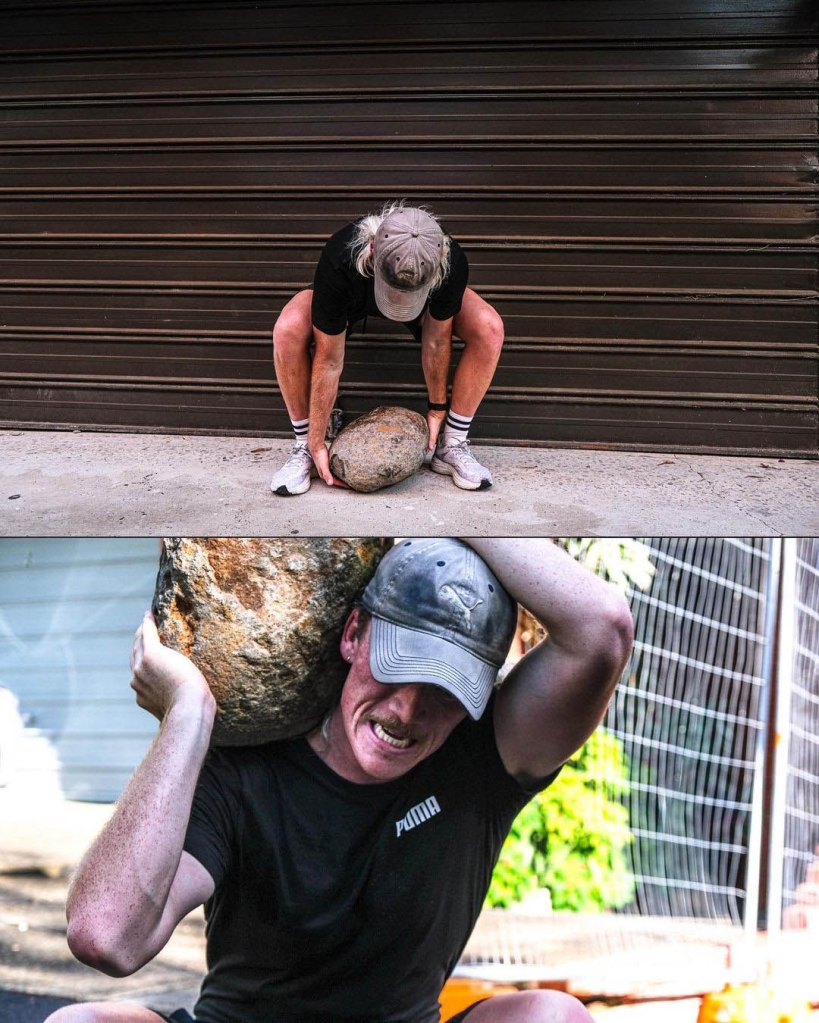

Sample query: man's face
[319,611,468,784]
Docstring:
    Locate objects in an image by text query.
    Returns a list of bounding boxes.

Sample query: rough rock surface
[329,406,428,492]
[152,537,390,745]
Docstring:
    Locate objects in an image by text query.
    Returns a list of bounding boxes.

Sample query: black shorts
[448,1001,489,1022]
[156,1002,486,1022]
[346,313,425,343]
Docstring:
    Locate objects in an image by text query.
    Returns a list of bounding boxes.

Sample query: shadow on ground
[0,990,76,1023]
[0,869,205,1008]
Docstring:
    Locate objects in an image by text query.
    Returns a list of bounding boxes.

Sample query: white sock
[291,417,309,444]
[441,409,473,446]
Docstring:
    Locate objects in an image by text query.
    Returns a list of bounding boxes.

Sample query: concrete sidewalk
[0,787,204,1017]
[2,429,817,536]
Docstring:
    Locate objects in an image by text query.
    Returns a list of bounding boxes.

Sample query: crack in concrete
[675,455,710,486]
[671,455,786,534]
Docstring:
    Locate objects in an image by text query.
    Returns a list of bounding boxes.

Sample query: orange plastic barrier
[439,977,518,1021]
[697,983,812,1023]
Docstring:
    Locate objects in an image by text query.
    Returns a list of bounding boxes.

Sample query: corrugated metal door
[1,0,816,456]
[0,538,159,801]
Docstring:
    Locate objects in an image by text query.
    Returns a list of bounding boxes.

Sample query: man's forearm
[66,695,214,975]
[465,539,631,657]
[307,330,345,453]
[307,364,342,452]
[421,325,452,404]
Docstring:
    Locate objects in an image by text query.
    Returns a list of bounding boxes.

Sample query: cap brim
[368,616,497,720]
[373,271,431,322]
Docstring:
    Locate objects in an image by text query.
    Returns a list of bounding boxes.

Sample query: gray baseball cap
[373,207,444,322]
[360,538,518,719]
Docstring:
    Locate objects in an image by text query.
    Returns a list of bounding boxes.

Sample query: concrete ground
[1,429,817,537]
[0,789,205,1018]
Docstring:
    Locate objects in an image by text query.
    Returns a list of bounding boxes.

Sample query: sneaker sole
[430,457,492,491]
[270,477,312,496]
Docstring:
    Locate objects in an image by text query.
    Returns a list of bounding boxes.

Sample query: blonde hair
[349,199,451,290]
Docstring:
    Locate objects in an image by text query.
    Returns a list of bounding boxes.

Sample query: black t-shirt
[310,221,469,336]
[183,699,559,1023]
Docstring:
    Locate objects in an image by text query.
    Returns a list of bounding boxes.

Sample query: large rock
[152,537,391,745]
[329,406,428,492]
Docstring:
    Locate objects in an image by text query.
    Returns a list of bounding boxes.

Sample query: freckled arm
[464,539,634,783]
[65,614,216,977]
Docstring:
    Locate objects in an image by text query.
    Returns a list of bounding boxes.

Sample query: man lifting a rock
[270,201,504,495]
[46,538,633,1023]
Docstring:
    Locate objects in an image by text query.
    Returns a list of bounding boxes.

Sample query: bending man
[48,538,634,1023]
[270,201,504,495]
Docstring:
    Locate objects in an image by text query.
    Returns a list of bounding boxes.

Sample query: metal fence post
[744,539,781,940]
[767,537,798,940]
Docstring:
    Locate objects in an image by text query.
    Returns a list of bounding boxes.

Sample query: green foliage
[486,729,635,911]
[558,537,655,595]
[486,537,654,912]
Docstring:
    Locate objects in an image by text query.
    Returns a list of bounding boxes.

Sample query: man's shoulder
[320,221,358,267]
[446,234,467,271]
[433,696,555,799]
[429,232,468,304]
[438,700,497,764]
[202,739,285,780]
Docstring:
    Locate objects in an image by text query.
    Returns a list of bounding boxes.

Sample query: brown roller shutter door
[1,0,816,456]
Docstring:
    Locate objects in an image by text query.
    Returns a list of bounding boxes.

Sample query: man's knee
[44,1006,101,1023]
[44,1004,167,1023]
[474,989,592,1021]
[464,304,505,359]
[272,289,313,359]
[516,990,592,1021]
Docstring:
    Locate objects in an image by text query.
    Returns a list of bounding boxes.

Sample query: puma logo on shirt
[395,795,441,836]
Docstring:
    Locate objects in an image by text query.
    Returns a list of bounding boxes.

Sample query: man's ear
[340,607,361,663]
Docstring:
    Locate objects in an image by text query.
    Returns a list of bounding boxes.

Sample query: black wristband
[427,400,449,412]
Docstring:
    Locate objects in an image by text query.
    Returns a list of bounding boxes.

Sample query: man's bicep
[139,851,214,966]
[429,241,468,320]
[421,312,453,345]
[161,852,214,934]
[312,326,347,354]
[311,327,346,381]
[493,639,623,783]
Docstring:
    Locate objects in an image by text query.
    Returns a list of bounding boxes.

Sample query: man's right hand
[310,444,349,488]
[130,612,214,721]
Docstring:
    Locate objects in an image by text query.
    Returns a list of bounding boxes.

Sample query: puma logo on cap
[440,583,484,633]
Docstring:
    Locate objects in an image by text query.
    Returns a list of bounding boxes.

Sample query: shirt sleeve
[462,694,563,814]
[183,749,242,889]
[428,238,469,322]
[311,237,353,335]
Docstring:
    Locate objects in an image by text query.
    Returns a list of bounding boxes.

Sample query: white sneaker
[431,438,492,490]
[270,442,314,496]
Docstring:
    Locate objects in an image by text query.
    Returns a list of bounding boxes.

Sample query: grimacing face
[313,609,468,785]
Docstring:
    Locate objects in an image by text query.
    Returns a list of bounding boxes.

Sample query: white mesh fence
[780,538,819,928]
[461,537,819,994]
[607,537,772,925]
